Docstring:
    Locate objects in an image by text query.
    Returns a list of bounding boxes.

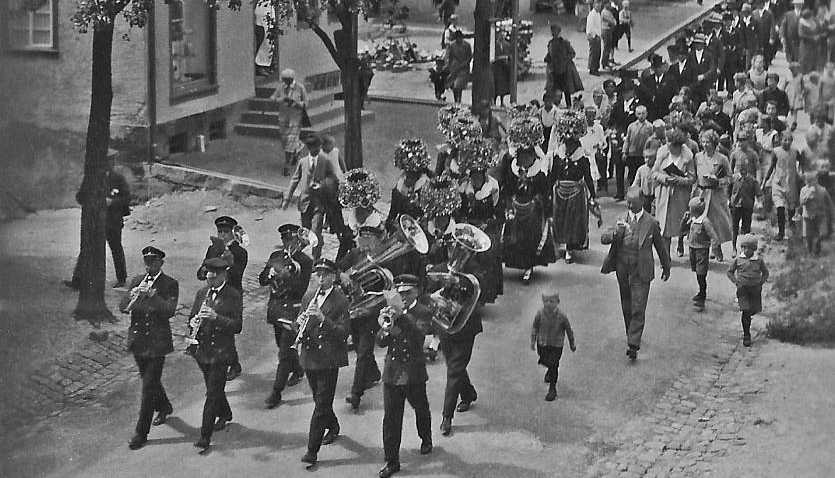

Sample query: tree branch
[306,17,342,68]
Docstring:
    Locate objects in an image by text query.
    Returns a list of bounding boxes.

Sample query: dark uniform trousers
[350,323,381,397]
[439,336,477,419]
[306,368,339,454]
[273,326,303,394]
[383,382,431,463]
[134,355,172,437]
[197,361,232,440]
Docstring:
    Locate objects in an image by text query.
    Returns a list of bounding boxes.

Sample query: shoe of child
[545,389,557,401]
[743,335,752,347]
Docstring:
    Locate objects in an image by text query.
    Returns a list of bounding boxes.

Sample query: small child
[799,171,835,255]
[618,0,634,52]
[727,234,769,347]
[539,93,560,151]
[730,165,762,255]
[429,58,449,101]
[632,139,659,213]
[531,292,576,402]
[687,197,720,309]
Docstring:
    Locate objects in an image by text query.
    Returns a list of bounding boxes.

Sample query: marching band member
[120,246,179,450]
[188,257,243,452]
[197,216,248,381]
[552,107,599,264]
[260,224,313,409]
[377,274,434,478]
[299,258,350,468]
[338,226,385,412]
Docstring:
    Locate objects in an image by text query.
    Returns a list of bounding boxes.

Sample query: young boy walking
[799,171,835,256]
[632,139,659,213]
[687,198,720,310]
[730,165,761,256]
[727,234,769,347]
[531,292,576,402]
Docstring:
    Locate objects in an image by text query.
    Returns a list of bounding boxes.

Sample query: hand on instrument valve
[189,315,202,330]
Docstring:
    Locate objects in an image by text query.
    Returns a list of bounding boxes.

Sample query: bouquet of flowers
[418,174,463,218]
[394,138,431,172]
[437,104,471,137]
[448,113,483,146]
[554,108,588,141]
[338,168,381,208]
[456,137,497,173]
[508,115,545,150]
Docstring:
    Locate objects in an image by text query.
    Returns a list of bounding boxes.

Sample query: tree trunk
[337,12,363,169]
[74,21,116,324]
[471,0,494,110]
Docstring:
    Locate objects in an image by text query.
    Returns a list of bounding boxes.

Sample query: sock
[697,274,707,297]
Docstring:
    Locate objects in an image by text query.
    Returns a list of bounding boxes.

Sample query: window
[169,0,216,100]
[6,0,57,52]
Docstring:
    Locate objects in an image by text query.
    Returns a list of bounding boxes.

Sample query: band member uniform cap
[313,258,338,274]
[141,246,165,260]
[278,223,301,236]
[215,216,238,229]
[358,225,385,237]
[203,257,230,271]
[393,274,419,292]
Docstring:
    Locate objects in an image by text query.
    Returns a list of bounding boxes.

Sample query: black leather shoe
[456,401,472,412]
[63,280,80,290]
[128,434,147,450]
[545,388,557,401]
[379,462,400,478]
[194,437,210,450]
[322,426,340,445]
[420,440,433,455]
[440,418,452,436]
[214,417,231,431]
[112,281,127,289]
[152,409,172,426]
[345,394,361,411]
[627,349,637,361]
[265,392,282,409]
[301,451,317,465]
[287,372,304,387]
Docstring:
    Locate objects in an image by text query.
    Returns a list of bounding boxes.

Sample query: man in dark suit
[188,257,243,451]
[120,246,179,450]
[65,156,131,289]
[197,215,248,381]
[544,23,577,108]
[610,78,639,200]
[753,0,776,66]
[738,3,761,69]
[638,54,677,121]
[718,12,741,93]
[601,187,671,361]
[686,34,716,105]
[283,135,341,261]
[261,224,313,409]
[780,0,803,62]
[377,274,433,478]
[299,258,350,467]
[338,226,387,412]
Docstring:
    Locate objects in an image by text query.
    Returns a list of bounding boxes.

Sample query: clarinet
[185,292,215,355]
[292,287,321,350]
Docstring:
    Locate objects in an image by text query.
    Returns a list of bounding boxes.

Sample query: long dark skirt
[464,221,503,304]
[503,197,556,269]
[552,180,589,250]
[492,60,511,97]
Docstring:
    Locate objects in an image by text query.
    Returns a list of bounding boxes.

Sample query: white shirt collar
[210,281,227,294]
[461,175,500,201]
[630,209,644,222]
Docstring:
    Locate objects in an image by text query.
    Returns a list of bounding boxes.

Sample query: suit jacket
[781,11,800,43]
[119,272,178,357]
[299,286,350,370]
[376,302,432,385]
[719,27,741,68]
[188,284,243,365]
[105,171,131,228]
[287,153,339,214]
[600,212,671,282]
[197,241,248,293]
[738,17,762,57]
[638,69,677,120]
[756,9,775,49]
[610,97,639,134]
[685,50,716,91]
[259,250,313,325]
[545,37,576,75]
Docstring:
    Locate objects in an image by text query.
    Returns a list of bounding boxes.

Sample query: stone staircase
[234,72,374,139]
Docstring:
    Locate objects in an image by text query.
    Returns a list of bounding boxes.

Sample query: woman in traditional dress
[551,108,598,264]
[336,168,384,262]
[652,126,697,252]
[458,168,503,303]
[693,130,734,261]
[386,139,433,234]
[419,175,463,268]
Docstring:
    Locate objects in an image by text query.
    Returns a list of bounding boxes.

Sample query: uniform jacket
[119,272,178,357]
[259,250,313,325]
[287,153,340,214]
[601,211,671,282]
[188,284,243,365]
[376,302,432,385]
[299,286,350,370]
[197,241,248,293]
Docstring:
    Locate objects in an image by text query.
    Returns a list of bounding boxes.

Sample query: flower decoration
[456,137,497,173]
[447,113,483,146]
[394,138,431,172]
[338,168,381,209]
[554,108,588,141]
[437,104,471,137]
[418,174,463,219]
[508,115,545,150]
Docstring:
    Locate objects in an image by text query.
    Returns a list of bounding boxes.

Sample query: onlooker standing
[623,105,654,188]
[601,2,618,70]
[799,171,834,255]
[781,0,804,63]
[270,69,308,176]
[587,0,603,76]
[619,0,634,52]
[444,30,472,103]
[545,24,582,108]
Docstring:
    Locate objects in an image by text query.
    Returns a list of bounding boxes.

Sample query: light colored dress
[652,144,696,238]
[694,151,733,244]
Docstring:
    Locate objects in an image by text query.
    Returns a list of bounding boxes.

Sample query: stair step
[233,123,283,138]
[240,102,344,126]
[235,110,375,139]
[251,86,341,109]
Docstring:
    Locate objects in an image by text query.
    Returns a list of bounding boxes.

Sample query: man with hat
[119,246,179,450]
[197,215,248,381]
[718,12,742,93]
[188,256,243,451]
[638,54,676,121]
[610,77,640,200]
[376,274,434,478]
[752,0,775,67]
[299,257,350,467]
[283,135,341,262]
[260,223,314,409]
[686,33,716,104]
[780,0,804,63]
[270,68,309,173]
[338,225,386,411]
[738,3,761,70]
[601,187,671,361]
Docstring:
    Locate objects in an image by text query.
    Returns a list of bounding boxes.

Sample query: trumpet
[292,289,321,350]
[185,294,215,355]
[125,277,155,313]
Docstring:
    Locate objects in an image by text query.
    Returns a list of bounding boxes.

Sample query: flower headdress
[418,174,463,219]
[447,112,483,146]
[338,168,381,209]
[508,114,545,150]
[456,137,497,173]
[437,104,471,137]
[394,138,431,172]
[555,107,588,141]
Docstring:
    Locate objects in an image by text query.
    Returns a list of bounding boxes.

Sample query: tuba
[269,226,318,291]
[343,214,429,318]
[425,223,491,335]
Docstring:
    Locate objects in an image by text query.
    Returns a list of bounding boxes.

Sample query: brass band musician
[120,246,178,450]
[260,224,313,409]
